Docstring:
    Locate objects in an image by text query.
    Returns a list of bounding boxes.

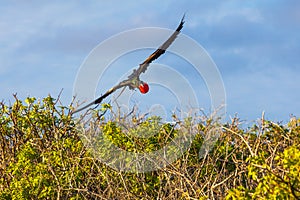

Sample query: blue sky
[1,0,299,123]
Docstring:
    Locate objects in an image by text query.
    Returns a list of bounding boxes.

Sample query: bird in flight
[73,15,185,114]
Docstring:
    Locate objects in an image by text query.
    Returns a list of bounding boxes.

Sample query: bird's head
[128,78,149,94]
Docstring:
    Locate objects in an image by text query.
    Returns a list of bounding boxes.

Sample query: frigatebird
[73,15,185,114]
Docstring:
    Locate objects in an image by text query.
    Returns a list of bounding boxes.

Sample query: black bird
[73,15,185,114]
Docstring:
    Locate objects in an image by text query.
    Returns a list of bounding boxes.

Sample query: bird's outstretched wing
[135,14,185,76]
[72,80,130,114]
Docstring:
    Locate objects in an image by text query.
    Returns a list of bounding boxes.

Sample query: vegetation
[0,96,299,199]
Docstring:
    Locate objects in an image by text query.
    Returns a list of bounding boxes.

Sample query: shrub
[0,96,299,199]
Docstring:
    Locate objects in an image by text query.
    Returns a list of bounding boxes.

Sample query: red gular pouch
[139,82,149,94]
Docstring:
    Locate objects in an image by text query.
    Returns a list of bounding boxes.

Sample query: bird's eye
[139,82,149,94]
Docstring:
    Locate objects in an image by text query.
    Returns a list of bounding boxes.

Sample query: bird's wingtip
[181,12,186,23]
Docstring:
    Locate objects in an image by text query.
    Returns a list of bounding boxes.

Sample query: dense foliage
[0,96,299,199]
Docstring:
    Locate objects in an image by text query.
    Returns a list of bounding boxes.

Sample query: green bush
[0,96,299,199]
[226,120,300,199]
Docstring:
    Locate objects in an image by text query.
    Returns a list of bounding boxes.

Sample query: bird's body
[73,15,185,114]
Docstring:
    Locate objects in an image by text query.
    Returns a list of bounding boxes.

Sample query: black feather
[136,14,185,75]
